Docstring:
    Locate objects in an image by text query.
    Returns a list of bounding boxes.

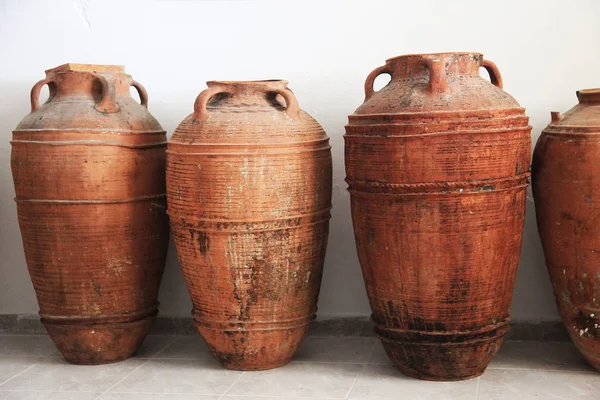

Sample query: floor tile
[294,337,376,363]
[490,340,593,372]
[0,335,57,358]
[348,364,478,400]
[0,392,100,400]
[223,397,340,400]
[134,335,176,358]
[478,369,600,399]
[368,339,595,372]
[0,357,144,392]
[227,362,363,398]
[368,341,391,365]
[153,336,212,360]
[0,358,40,385]
[109,358,241,395]
[101,394,220,400]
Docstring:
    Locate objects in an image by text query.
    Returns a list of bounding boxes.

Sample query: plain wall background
[1,0,599,322]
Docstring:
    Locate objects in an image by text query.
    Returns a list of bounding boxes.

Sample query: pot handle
[30,78,55,113]
[131,80,149,109]
[425,57,449,94]
[94,74,120,113]
[193,84,300,121]
[481,59,503,89]
[270,86,300,119]
[551,111,563,123]
[193,85,230,121]
[364,65,392,101]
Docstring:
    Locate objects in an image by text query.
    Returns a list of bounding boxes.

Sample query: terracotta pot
[11,64,169,364]
[532,88,600,371]
[345,53,532,380]
[167,80,332,370]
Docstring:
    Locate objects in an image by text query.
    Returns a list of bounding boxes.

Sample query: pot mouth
[46,63,125,74]
[577,88,600,103]
[207,79,288,86]
[385,52,483,63]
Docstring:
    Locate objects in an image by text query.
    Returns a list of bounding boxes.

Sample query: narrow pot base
[376,322,508,381]
[220,357,292,371]
[577,344,600,371]
[43,315,155,365]
[394,364,485,382]
[380,338,501,381]
[197,323,309,371]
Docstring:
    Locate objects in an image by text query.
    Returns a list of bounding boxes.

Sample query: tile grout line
[0,361,39,388]
[344,339,377,399]
[345,362,367,400]
[475,376,481,400]
[94,358,152,400]
[487,366,596,374]
[148,335,180,358]
[217,371,246,400]
[93,335,179,399]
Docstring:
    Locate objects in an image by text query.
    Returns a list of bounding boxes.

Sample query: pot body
[532,89,600,370]
[11,64,169,364]
[167,80,332,370]
[345,53,532,380]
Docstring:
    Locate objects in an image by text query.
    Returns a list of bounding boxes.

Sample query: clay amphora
[167,80,332,370]
[532,88,600,370]
[11,64,169,364]
[345,53,532,380]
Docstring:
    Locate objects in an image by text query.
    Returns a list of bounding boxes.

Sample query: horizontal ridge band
[40,304,158,325]
[193,312,316,332]
[344,126,532,138]
[15,194,166,204]
[167,145,331,156]
[375,319,511,345]
[11,140,166,149]
[348,107,527,121]
[347,174,530,195]
[542,128,600,136]
[168,208,332,232]
[13,129,166,135]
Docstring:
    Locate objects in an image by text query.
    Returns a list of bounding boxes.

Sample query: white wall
[1,0,599,321]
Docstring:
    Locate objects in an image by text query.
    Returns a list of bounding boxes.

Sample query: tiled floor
[0,334,598,399]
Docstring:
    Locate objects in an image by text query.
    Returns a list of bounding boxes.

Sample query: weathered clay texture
[532,88,600,371]
[345,53,532,380]
[11,64,169,364]
[167,80,332,370]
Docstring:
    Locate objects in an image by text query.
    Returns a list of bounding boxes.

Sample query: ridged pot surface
[345,53,532,380]
[532,88,600,370]
[167,80,332,370]
[11,63,169,364]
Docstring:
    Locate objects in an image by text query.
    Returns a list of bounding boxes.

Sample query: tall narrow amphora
[11,64,169,364]
[533,88,600,371]
[345,53,532,380]
[167,80,332,370]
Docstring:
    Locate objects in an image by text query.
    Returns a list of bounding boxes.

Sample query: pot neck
[192,80,300,121]
[385,52,485,80]
[44,64,133,99]
[577,89,600,104]
[206,80,289,101]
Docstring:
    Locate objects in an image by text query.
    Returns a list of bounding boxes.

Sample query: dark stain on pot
[92,281,102,297]
[196,231,210,254]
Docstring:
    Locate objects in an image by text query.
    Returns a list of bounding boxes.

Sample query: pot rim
[206,79,288,85]
[45,63,126,74]
[385,52,483,63]
[577,88,600,103]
